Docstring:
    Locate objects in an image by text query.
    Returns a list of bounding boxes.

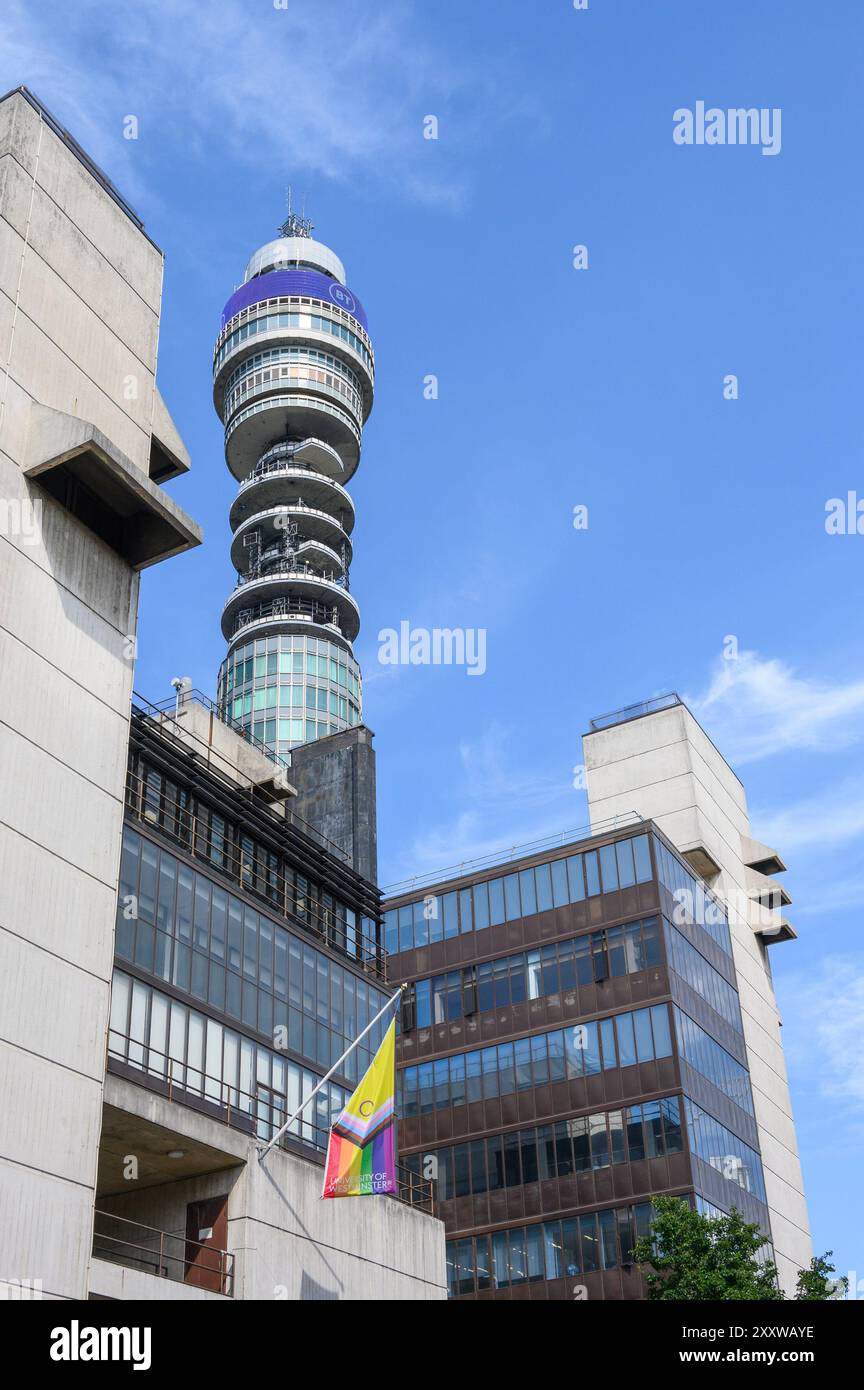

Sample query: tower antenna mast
[279,184,314,240]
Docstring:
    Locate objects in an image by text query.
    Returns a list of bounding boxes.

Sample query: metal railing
[106,1034,434,1215]
[123,761,386,979]
[139,687,288,771]
[588,693,683,732]
[234,559,349,589]
[133,691,355,866]
[238,455,353,497]
[382,813,647,898]
[228,596,345,640]
[92,1209,234,1295]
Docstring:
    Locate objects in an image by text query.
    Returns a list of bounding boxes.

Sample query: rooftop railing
[382,813,646,898]
[138,687,287,771]
[588,693,683,732]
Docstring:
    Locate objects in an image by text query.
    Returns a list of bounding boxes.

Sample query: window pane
[616,837,636,888]
[566,854,585,902]
[644,1100,664,1157]
[515,1038,533,1090]
[634,1008,654,1062]
[473,882,490,930]
[561,1217,580,1275]
[544,1221,563,1280]
[626,1106,645,1160]
[651,1004,672,1057]
[450,1055,466,1108]
[526,1224,544,1281]
[487,1135,505,1192]
[599,844,619,893]
[583,1021,601,1074]
[492,1231,509,1289]
[616,1011,637,1067]
[609,1109,625,1164]
[475,1234,492,1290]
[589,1113,609,1169]
[571,1116,589,1172]
[488,878,505,927]
[503,874,521,921]
[535,863,553,912]
[551,859,569,907]
[459,889,473,934]
[600,1015,616,1069]
[466,1051,483,1103]
[497,1043,515,1096]
[580,1213,599,1272]
[599,1208,618,1269]
[584,851,600,896]
[531,1032,549,1086]
[519,869,537,916]
[633,834,652,882]
[482,1047,499,1099]
[470,1140,487,1196]
[520,1129,539,1184]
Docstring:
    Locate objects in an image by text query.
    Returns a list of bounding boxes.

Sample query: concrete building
[0,85,202,1302]
[583,694,810,1294]
[92,694,443,1301]
[0,88,445,1302]
[385,695,809,1299]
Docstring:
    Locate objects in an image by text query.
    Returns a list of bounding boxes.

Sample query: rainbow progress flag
[322,1019,397,1198]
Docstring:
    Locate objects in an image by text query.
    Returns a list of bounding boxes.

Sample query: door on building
[184,1196,230,1294]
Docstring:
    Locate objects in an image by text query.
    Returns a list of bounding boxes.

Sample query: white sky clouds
[688,648,864,765]
[780,955,864,1109]
[0,0,535,211]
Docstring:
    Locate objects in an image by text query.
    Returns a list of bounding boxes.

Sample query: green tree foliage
[794,1253,847,1301]
[631,1197,843,1301]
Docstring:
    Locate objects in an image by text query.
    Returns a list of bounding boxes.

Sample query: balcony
[230,506,352,571]
[91,1211,234,1298]
[224,391,361,481]
[222,570,360,643]
[230,462,355,532]
[105,1032,435,1216]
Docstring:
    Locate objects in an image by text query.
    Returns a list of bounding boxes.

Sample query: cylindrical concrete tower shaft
[213,213,374,756]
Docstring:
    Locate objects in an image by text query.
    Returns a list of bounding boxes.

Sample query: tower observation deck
[214,214,374,756]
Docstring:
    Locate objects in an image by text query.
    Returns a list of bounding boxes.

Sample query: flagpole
[257,983,405,1163]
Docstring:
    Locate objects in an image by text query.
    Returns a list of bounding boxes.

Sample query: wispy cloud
[687,649,864,765]
[754,779,864,853]
[780,955,864,1108]
[384,646,864,884]
[384,721,585,886]
[0,0,538,213]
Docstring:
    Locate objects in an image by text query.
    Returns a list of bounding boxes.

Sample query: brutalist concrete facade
[0,86,201,1300]
[289,725,378,882]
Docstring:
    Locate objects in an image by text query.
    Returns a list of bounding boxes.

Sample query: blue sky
[4,0,863,1290]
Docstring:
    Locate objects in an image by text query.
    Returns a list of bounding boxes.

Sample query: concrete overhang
[741,835,787,876]
[149,386,192,481]
[681,844,722,882]
[97,1100,244,1198]
[24,403,202,568]
[169,697,297,802]
[754,916,797,945]
[746,865,792,908]
[224,396,360,483]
